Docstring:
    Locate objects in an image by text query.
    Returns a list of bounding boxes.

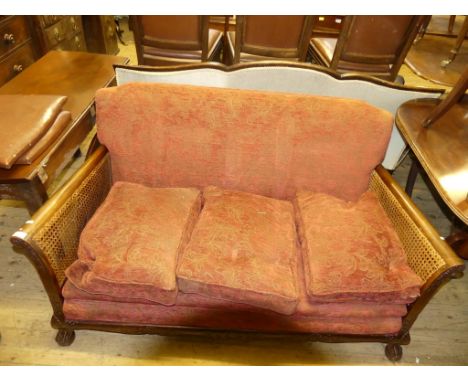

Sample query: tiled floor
[0,20,466,365]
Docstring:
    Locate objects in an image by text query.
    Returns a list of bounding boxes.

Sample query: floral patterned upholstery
[96,82,393,202]
[63,298,402,335]
[295,190,423,304]
[66,182,201,305]
[177,187,299,315]
[61,83,419,335]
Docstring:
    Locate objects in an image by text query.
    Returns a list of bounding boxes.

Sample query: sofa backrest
[96,82,393,201]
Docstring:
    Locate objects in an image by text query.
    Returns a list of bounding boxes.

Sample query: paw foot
[385,343,403,362]
[55,329,75,346]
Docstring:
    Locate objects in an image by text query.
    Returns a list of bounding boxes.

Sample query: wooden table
[396,96,468,258]
[0,50,128,214]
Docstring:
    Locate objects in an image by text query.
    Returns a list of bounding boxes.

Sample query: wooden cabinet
[82,16,119,55]
[0,16,38,87]
[32,16,87,54]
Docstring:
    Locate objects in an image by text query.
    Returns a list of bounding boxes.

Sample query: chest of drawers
[82,16,119,55]
[32,16,87,54]
[0,16,38,87]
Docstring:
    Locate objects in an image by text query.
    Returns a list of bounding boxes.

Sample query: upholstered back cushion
[96,83,393,201]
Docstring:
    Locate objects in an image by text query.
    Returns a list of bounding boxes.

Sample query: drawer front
[43,17,68,49]
[38,15,63,28]
[0,16,31,58]
[53,32,86,52]
[70,32,87,51]
[0,41,35,86]
[101,16,119,54]
[64,16,83,38]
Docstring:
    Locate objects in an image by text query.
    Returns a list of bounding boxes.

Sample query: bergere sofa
[11,79,464,363]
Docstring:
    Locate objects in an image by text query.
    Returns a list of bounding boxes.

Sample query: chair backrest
[330,16,423,81]
[96,82,394,202]
[132,16,210,64]
[233,16,314,63]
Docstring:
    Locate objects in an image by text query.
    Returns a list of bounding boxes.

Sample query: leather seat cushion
[295,190,423,304]
[96,82,394,202]
[0,94,67,169]
[310,37,392,73]
[65,181,201,305]
[16,110,71,165]
[142,29,222,61]
[227,31,300,63]
[177,186,299,315]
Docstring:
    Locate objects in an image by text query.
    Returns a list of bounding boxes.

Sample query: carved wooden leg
[0,176,48,215]
[385,343,403,362]
[441,16,468,67]
[446,227,468,260]
[55,329,76,346]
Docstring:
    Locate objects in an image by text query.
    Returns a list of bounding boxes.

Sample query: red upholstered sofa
[11,82,464,362]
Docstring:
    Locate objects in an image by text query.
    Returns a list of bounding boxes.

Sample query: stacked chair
[131,16,223,66]
[308,16,424,82]
[225,16,315,64]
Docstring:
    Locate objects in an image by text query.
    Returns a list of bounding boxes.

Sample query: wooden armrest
[370,165,465,334]
[10,145,111,320]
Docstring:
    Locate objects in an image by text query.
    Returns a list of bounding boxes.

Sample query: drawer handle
[54,29,63,41]
[3,33,15,44]
[107,26,114,38]
[13,64,23,73]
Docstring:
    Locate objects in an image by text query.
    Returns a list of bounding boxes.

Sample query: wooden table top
[0,50,128,182]
[396,97,468,225]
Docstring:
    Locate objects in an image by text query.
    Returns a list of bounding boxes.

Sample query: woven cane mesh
[32,156,112,285]
[369,171,446,283]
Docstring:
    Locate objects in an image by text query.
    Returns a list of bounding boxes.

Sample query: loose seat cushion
[66,181,201,305]
[16,111,71,164]
[0,94,67,169]
[295,190,423,303]
[177,186,299,315]
[96,82,394,202]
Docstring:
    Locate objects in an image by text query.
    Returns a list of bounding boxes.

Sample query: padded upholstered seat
[295,190,423,303]
[66,181,201,305]
[142,29,223,63]
[63,298,402,335]
[309,37,391,73]
[226,16,314,65]
[132,16,223,66]
[226,32,301,63]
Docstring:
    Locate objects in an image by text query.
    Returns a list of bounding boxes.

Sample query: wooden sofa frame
[11,141,464,362]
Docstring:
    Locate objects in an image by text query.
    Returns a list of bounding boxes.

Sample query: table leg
[0,176,48,215]
[405,159,420,197]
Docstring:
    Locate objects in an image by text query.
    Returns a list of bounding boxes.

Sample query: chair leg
[405,159,420,197]
[55,329,76,346]
[385,343,403,362]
